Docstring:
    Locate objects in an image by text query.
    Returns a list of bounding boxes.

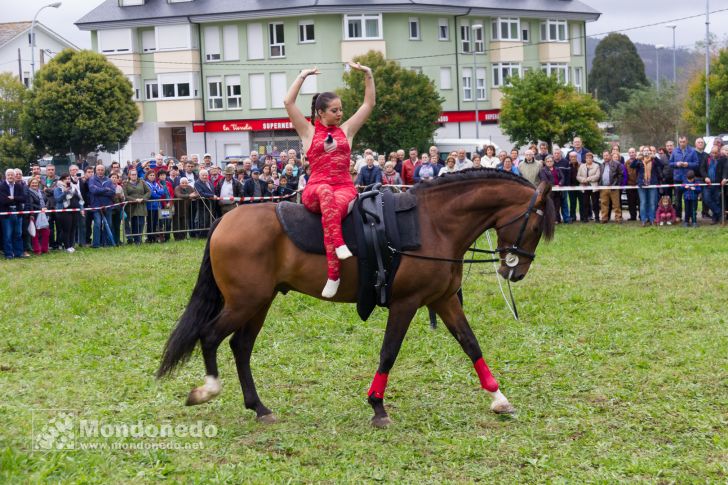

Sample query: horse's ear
[535,182,552,207]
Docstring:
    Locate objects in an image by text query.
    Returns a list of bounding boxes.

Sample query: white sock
[335,245,353,260]
[321,278,340,298]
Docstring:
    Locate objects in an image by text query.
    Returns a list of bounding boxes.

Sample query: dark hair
[687,170,695,179]
[311,92,339,125]
[59,173,70,181]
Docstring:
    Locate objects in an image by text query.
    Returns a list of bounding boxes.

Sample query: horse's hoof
[491,400,516,415]
[371,416,392,428]
[185,388,214,406]
[256,413,277,424]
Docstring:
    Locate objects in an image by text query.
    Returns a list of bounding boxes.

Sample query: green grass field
[1,223,727,483]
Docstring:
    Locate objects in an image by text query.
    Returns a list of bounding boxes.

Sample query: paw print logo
[34,412,75,450]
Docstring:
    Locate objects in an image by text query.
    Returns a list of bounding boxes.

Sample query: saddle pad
[275,192,420,256]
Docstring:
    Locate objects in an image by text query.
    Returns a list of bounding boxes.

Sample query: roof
[76,0,600,30]
[0,22,32,48]
[0,21,79,50]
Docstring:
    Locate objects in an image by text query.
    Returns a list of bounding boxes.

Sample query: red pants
[32,227,50,254]
[302,183,357,280]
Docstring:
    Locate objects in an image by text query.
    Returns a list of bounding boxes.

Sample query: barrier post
[722,183,726,226]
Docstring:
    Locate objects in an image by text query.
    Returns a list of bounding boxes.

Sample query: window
[522,23,530,42]
[476,68,486,100]
[98,29,132,53]
[439,67,452,90]
[491,18,520,41]
[541,63,569,83]
[28,33,35,46]
[247,23,264,60]
[344,14,382,40]
[269,23,285,58]
[223,25,239,60]
[301,74,317,94]
[460,22,471,53]
[145,80,159,100]
[270,73,287,108]
[572,67,583,92]
[299,20,315,43]
[249,74,266,109]
[141,30,156,52]
[23,72,30,88]
[159,73,194,99]
[225,75,241,109]
[438,18,449,41]
[208,77,223,110]
[410,66,422,74]
[127,75,141,100]
[204,26,221,61]
[571,23,582,55]
[492,63,521,87]
[462,67,472,101]
[409,18,420,40]
[473,25,484,53]
[540,19,568,42]
[120,0,144,6]
[156,25,192,50]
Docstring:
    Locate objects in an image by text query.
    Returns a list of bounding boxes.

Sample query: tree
[611,85,685,147]
[0,73,35,171]
[336,51,444,154]
[500,70,605,151]
[683,49,728,136]
[589,33,649,109]
[21,49,138,158]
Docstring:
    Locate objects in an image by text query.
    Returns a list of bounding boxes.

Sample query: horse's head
[493,181,555,282]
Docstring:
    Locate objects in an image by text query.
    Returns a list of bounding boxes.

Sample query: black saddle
[275,187,420,320]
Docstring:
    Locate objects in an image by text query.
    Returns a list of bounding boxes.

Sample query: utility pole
[705,0,711,137]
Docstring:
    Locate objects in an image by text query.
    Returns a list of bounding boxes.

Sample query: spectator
[27,177,50,255]
[599,151,625,223]
[123,169,150,244]
[535,142,550,161]
[669,136,699,221]
[79,166,94,246]
[552,148,571,223]
[181,161,198,184]
[242,168,267,203]
[510,148,521,166]
[566,152,581,222]
[656,195,677,226]
[438,156,458,176]
[632,147,663,227]
[250,150,261,169]
[471,154,482,169]
[109,172,126,245]
[455,149,473,171]
[88,164,117,248]
[260,165,273,183]
[499,157,520,176]
[624,148,640,221]
[429,146,442,165]
[216,165,243,213]
[0,168,27,259]
[144,170,165,243]
[660,140,675,201]
[701,145,723,224]
[53,173,82,253]
[482,145,499,168]
[682,170,701,227]
[169,165,181,187]
[382,161,402,185]
[203,153,213,169]
[173,177,198,240]
[576,152,600,223]
[413,153,438,183]
[498,150,507,166]
[41,164,59,250]
[355,154,383,187]
[538,155,563,222]
[402,148,420,186]
[284,164,299,191]
[518,149,542,186]
[568,136,591,163]
[194,169,217,232]
[298,165,311,194]
[157,170,174,242]
[14,169,31,257]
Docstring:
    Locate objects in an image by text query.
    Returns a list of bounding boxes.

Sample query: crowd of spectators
[2,135,728,259]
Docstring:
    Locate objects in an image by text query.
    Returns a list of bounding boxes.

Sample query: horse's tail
[157,218,224,379]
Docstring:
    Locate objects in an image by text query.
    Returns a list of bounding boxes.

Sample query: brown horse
[157,169,555,427]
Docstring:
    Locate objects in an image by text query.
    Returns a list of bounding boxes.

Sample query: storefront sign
[193,109,501,133]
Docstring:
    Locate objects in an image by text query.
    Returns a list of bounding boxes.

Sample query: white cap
[203,153,212,158]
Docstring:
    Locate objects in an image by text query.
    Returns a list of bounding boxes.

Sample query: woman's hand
[348,62,372,75]
[299,67,320,79]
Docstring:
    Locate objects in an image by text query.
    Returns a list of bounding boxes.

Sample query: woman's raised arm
[284,67,319,143]
[342,62,375,140]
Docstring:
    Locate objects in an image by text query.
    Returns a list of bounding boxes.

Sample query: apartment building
[76,0,600,160]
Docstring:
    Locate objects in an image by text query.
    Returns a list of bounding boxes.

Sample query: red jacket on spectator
[401,159,420,186]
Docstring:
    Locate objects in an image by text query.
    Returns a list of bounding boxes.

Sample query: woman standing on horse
[284,62,375,298]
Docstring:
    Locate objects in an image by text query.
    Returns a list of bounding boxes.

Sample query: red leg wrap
[474,357,499,392]
[368,372,389,399]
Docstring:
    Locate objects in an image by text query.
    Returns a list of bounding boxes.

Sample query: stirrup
[322,278,340,298]
[335,245,353,260]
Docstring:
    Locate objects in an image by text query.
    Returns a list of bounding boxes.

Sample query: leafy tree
[500,70,605,151]
[589,33,649,109]
[21,49,138,158]
[0,73,35,171]
[683,49,728,135]
[336,51,444,154]
[611,84,684,147]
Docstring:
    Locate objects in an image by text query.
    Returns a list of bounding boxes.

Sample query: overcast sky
[6,0,728,51]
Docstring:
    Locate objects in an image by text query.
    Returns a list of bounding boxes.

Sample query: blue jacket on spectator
[145,181,166,211]
[356,165,383,187]
[631,158,663,187]
[683,180,701,200]
[669,145,699,183]
[88,175,116,208]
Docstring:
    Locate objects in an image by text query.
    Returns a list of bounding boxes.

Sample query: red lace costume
[303,121,358,281]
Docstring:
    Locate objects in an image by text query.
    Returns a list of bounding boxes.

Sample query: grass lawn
[1,223,727,482]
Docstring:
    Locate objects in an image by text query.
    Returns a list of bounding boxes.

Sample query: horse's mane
[409,168,555,241]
